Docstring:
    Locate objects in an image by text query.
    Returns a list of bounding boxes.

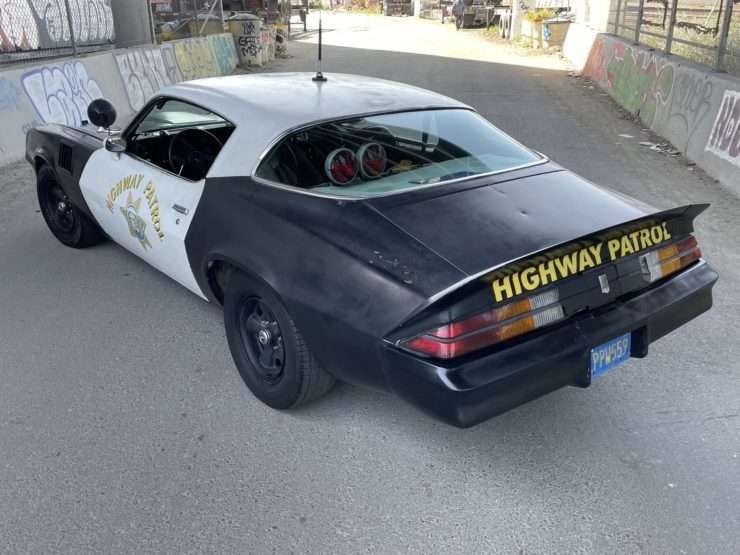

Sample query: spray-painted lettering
[21,119,39,134]
[173,37,219,81]
[21,61,103,126]
[706,90,740,166]
[209,33,238,76]
[583,36,605,83]
[0,0,39,51]
[667,73,713,147]
[606,46,674,126]
[1,0,113,51]
[238,35,260,58]
[115,44,183,111]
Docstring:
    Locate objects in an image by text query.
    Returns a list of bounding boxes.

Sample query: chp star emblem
[120,191,152,251]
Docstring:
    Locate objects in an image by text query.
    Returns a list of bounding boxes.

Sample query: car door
[79,97,234,299]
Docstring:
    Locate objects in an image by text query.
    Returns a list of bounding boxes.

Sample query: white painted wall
[571,0,612,32]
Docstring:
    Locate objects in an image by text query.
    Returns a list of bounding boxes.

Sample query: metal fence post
[664,0,679,54]
[634,0,645,44]
[614,0,622,35]
[62,0,78,57]
[715,0,734,72]
[148,0,157,44]
[199,0,219,35]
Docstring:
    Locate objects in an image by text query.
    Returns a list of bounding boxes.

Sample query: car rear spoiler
[393,203,710,331]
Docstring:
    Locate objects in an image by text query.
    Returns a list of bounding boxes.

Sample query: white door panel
[80,148,207,299]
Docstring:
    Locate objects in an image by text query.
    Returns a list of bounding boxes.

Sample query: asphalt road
[1,12,739,554]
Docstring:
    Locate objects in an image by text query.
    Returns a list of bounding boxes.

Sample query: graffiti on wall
[209,34,238,77]
[667,73,713,146]
[174,37,219,81]
[115,44,183,111]
[0,0,113,52]
[581,35,738,167]
[706,90,740,166]
[606,45,675,126]
[0,77,22,111]
[583,36,605,83]
[0,34,238,166]
[34,0,114,45]
[0,0,39,51]
[21,119,39,134]
[21,61,103,126]
[238,35,259,58]
[581,38,675,127]
[116,35,237,110]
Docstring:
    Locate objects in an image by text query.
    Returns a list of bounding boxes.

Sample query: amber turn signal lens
[641,236,701,283]
[399,290,564,359]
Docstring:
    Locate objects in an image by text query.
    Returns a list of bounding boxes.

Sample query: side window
[126,98,235,182]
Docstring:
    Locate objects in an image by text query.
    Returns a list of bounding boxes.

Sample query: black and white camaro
[26,73,718,427]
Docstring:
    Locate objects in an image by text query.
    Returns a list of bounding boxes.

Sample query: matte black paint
[186,165,716,406]
[186,175,466,390]
[26,124,104,220]
[367,169,652,276]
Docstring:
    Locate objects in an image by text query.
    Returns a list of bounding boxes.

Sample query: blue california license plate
[590,333,631,378]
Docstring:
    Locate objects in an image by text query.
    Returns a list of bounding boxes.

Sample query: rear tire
[37,165,103,248]
[224,271,335,409]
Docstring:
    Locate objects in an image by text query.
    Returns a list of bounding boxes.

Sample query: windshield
[134,99,226,134]
[255,109,541,197]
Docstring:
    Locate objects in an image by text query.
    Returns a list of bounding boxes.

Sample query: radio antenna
[312,8,327,82]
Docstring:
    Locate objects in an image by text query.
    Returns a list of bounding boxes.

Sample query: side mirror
[87,98,117,129]
[105,136,127,153]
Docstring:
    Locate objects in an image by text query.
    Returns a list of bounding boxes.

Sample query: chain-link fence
[151,0,226,43]
[609,0,739,74]
[0,0,116,66]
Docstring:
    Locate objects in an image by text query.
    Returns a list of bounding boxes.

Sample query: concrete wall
[571,0,612,33]
[0,33,238,166]
[564,24,740,192]
[111,0,154,48]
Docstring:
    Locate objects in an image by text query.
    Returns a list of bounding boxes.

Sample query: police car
[25,73,718,427]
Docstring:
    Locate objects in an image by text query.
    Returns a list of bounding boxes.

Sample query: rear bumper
[380,261,718,428]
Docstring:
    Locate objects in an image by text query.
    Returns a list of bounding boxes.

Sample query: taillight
[640,236,701,283]
[399,290,564,359]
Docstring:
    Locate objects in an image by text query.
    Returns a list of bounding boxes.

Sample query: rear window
[254,109,541,197]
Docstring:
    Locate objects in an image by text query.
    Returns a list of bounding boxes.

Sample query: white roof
[157,73,469,178]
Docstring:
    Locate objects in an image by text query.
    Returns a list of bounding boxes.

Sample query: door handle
[172,204,189,215]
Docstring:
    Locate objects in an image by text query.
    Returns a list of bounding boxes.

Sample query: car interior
[254,108,542,197]
[125,98,235,181]
[256,120,469,189]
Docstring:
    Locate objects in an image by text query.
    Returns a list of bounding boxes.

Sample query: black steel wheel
[37,165,103,248]
[237,298,286,383]
[224,271,335,409]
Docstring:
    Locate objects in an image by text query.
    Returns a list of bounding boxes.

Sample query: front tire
[224,271,335,409]
[37,165,103,248]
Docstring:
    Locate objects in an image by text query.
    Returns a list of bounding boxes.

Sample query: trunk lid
[365,170,654,277]
[367,171,709,338]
